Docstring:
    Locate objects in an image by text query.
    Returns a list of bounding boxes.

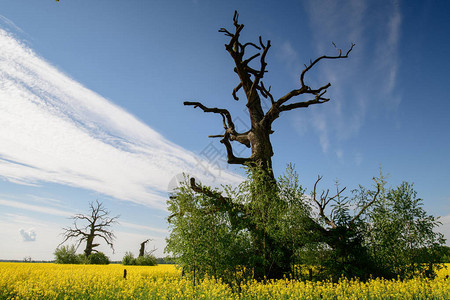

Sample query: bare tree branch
[279,92,330,112]
[184,101,252,163]
[258,81,274,104]
[349,178,381,227]
[184,101,236,131]
[311,176,347,229]
[300,43,355,87]
[263,43,354,125]
[220,134,252,165]
[232,82,243,100]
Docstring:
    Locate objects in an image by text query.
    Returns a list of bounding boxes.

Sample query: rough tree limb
[184,11,354,172]
[312,175,346,229]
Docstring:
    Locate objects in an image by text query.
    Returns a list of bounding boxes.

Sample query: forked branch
[184,101,236,131]
[312,175,346,229]
[349,178,381,227]
[312,175,381,230]
[300,43,355,87]
[264,43,354,124]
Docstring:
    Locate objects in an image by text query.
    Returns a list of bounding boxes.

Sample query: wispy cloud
[289,0,402,156]
[439,214,450,246]
[440,214,450,225]
[19,228,36,242]
[375,0,402,99]
[0,199,72,217]
[0,15,24,34]
[276,41,302,84]
[0,27,244,210]
[120,221,168,235]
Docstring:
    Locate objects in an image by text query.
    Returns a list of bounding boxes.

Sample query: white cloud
[0,213,65,260]
[375,0,402,100]
[311,111,329,152]
[0,199,72,217]
[0,15,24,34]
[120,221,168,235]
[440,214,450,225]
[0,28,244,210]
[19,228,36,242]
[0,212,168,260]
[439,214,450,246]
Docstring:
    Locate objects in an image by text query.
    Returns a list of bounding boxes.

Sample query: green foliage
[166,166,311,283]
[165,166,445,283]
[54,245,111,265]
[157,256,176,264]
[87,252,110,265]
[361,172,445,279]
[440,246,450,263]
[77,254,89,264]
[54,245,80,264]
[135,253,157,266]
[122,252,136,265]
[166,175,251,284]
[122,251,157,266]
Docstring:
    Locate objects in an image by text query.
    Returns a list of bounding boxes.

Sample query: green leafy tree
[87,252,110,265]
[363,177,445,278]
[166,166,312,283]
[167,176,251,285]
[122,252,136,265]
[54,245,80,264]
[167,163,444,282]
[135,253,157,266]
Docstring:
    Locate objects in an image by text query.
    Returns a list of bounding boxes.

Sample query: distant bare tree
[139,239,151,257]
[59,200,119,257]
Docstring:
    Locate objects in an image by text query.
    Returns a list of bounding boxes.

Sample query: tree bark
[183,10,355,280]
[185,11,353,179]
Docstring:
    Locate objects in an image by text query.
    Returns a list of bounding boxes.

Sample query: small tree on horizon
[59,200,119,257]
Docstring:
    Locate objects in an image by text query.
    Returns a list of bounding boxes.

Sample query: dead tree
[185,11,354,177]
[139,239,151,257]
[59,200,119,257]
[180,11,372,280]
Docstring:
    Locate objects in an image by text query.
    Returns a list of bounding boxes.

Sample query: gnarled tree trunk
[184,11,356,279]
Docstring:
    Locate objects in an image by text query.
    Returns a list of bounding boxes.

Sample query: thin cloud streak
[120,221,168,235]
[0,199,72,217]
[294,0,402,155]
[0,15,24,34]
[0,28,244,209]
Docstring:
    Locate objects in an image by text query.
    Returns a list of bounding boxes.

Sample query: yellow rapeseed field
[0,262,449,299]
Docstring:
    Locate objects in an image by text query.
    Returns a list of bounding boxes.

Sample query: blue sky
[0,0,449,261]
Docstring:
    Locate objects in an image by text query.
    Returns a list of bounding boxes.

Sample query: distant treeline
[0,257,176,264]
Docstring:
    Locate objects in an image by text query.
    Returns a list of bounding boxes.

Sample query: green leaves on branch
[165,166,446,284]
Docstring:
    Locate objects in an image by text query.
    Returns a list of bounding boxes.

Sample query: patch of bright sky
[0,0,449,260]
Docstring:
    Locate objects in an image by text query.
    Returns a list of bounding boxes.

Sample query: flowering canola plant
[0,263,449,299]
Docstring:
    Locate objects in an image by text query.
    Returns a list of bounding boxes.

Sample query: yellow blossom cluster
[0,262,449,299]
